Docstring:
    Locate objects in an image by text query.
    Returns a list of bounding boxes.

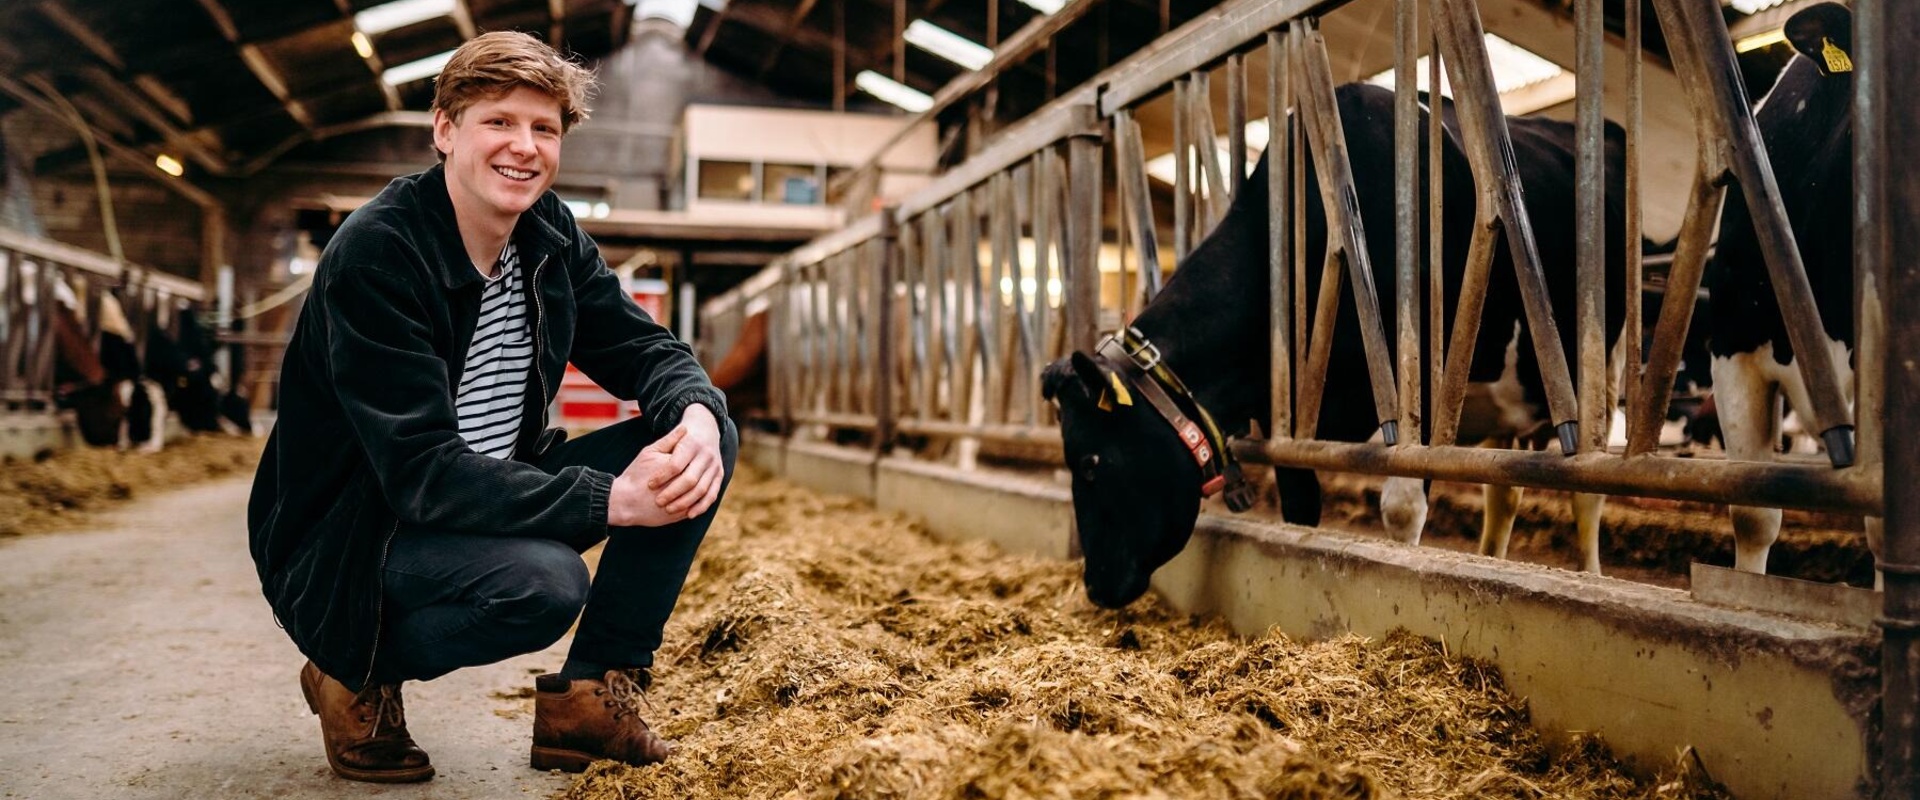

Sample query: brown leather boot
[298,661,434,783]
[530,669,674,772]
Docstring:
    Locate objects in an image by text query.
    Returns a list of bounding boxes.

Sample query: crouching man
[247,31,735,783]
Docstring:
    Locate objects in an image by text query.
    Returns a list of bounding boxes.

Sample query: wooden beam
[192,0,315,131]
[756,0,826,80]
[549,0,566,46]
[693,2,729,57]
[36,1,123,71]
[76,70,224,172]
[0,74,219,208]
[451,0,478,39]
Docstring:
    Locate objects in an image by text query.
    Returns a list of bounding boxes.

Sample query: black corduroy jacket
[247,165,726,691]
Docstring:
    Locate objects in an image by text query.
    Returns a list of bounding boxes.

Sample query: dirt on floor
[0,434,264,538]
[558,469,1730,800]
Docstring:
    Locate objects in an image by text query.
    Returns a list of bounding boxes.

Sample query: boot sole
[530,745,599,773]
[301,670,436,784]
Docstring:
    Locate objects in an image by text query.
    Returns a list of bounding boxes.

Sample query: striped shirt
[456,243,532,459]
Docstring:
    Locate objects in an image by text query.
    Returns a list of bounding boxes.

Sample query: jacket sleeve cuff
[652,388,729,437]
[582,468,613,537]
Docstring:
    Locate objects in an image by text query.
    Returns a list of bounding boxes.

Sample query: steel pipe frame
[1631,0,1855,467]
[1428,0,1581,454]
[1866,0,1919,791]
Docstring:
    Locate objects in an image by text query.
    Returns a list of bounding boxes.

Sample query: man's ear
[1785,2,1853,76]
[431,109,456,156]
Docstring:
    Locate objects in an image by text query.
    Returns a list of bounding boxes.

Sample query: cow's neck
[1126,276,1267,438]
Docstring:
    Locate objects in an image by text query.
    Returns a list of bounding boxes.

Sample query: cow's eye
[1078,454,1100,482]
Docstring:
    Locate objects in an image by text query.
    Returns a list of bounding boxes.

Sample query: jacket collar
[416,164,574,291]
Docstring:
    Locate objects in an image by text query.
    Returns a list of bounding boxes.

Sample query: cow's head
[1043,351,1203,608]
[1785,3,1851,78]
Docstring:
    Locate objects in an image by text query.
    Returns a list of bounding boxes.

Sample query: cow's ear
[1786,3,1853,76]
[1041,357,1084,404]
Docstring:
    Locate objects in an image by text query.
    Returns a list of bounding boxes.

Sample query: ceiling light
[351,31,374,59]
[1727,0,1789,14]
[1736,28,1788,52]
[1365,33,1563,98]
[1017,0,1065,12]
[904,20,992,70]
[856,71,933,113]
[382,50,456,86]
[354,0,454,35]
[635,0,699,29]
[154,154,184,177]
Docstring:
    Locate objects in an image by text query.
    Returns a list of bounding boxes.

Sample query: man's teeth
[495,167,534,180]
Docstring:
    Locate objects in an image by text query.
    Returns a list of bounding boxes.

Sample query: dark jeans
[367,414,738,684]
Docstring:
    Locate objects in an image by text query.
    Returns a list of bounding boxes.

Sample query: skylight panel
[383,50,456,86]
[1728,0,1789,14]
[355,0,454,35]
[856,71,934,112]
[1017,0,1066,13]
[904,20,993,70]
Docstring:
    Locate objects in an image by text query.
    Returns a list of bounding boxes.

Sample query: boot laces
[604,669,657,722]
[356,684,407,737]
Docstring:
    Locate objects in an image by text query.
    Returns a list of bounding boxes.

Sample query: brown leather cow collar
[1096,326,1256,512]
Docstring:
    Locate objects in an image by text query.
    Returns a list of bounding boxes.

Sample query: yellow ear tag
[1822,37,1853,74]
[1107,373,1134,406]
[1095,389,1114,412]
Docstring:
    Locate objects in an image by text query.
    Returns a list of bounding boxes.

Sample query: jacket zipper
[531,254,551,433]
[360,519,398,689]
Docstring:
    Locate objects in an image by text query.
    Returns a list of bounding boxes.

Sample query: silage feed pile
[562,469,1726,800]
[0,434,263,537]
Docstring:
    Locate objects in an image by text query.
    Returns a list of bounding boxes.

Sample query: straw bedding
[558,469,1728,800]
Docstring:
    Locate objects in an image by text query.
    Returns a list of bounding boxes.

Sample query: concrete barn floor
[0,475,575,800]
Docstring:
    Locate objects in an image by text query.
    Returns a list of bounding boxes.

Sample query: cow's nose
[1085,572,1150,609]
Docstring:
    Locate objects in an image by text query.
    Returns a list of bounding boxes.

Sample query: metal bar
[1068,120,1103,354]
[1100,0,1351,115]
[1227,53,1248,201]
[895,418,1067,452]
[1295,248,1344,440]
[1575,0,1606,454]
[1289,24,1308,437]
[1268,29,1293,440]
[1872,0,1920,790]
[903,216,926,419]
[1428,29,1445,443]
[990,173,1017,424]
[876,210,900,450]
[1432,0,1580,452]
[1046,147,1073,362]
[1035,149,1055,372]
[28,262,57,400]
[1240,438,1883,516]
[1174,77,1193,261]
[1624,0,1643,436]
[1191,70,1229,230]
[1430,218,1499,446]
[1116,113,1165,300]
[1394,0,1422,446]
[1626,172,1720,456]
[1299,22,1400,441]
[1654,0,1854,465]
[791,411,880,430]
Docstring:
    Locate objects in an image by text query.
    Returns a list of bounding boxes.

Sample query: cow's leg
[1713,351,1783,573]
[1572,492,1605,573]
[1479,482,1522,559]
[1274,467,1323,528]
[137,381,168,453]
[1379,477,1428,545]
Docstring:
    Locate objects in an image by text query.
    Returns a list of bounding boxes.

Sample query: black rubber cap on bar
[1556,421,1579,456]
[1380,420,1399,447]
[1822,426,1856,469]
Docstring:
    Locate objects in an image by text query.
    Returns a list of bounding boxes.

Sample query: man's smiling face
[434,85,563,228]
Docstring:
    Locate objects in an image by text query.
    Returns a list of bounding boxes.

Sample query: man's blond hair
[429,31,596,161]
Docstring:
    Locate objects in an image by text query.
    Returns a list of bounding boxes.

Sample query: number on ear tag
[1823,37,1853,74]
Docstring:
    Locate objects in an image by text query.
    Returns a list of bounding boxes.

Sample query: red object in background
[552,277,671,430]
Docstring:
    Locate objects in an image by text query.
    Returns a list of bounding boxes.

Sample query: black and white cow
[1042,83,1626,608]
[1705,3,1880,582]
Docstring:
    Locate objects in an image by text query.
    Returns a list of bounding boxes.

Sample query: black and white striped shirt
[456,243,532,459]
